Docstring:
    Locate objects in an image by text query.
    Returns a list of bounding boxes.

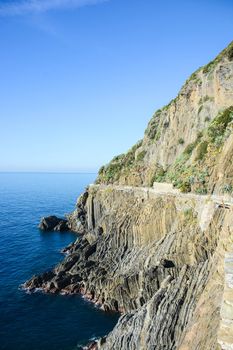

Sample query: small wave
[60,248,71,255]
[77,336,97,350]
[60,290,69,296]
[19,284,43,294]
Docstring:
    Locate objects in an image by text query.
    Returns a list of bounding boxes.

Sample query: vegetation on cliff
[163,106,233,193]
[96,41,233,195]
[96,140,143,184]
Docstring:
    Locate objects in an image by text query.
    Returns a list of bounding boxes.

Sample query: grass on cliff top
[202,40,233,74]
[181,41,233,91]
[97,140,143,184]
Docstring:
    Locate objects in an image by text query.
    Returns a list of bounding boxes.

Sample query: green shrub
[98,165,105,175]
[195,187,208,195]
[222,184,233,194]
[155,130,161,141]
[227,43,233,61]
[112,154,124,162]
[183,132,203,155]
[150,167,166,186]
[189,72,198,81]
[104,163,122,182]
[184,142,196,155]
[203,61,215,74]
[207,106,233,142]
[198,105,203,114]
[178,138,184,145]
[184,208,192,217]
[203,96,209,102]
[183,70,202,87]
[202,42,233,74]
[164,108,233,196]
[178,182,191,193]
[97,139,144,183]
[123,141,143,167]
[137,150,146,162]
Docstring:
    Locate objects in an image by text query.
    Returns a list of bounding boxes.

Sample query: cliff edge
[24,42,233,350]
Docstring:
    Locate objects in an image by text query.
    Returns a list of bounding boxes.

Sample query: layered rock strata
[25,185,233,349]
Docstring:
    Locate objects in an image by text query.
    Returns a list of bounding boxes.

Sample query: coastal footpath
[25,42,233,349]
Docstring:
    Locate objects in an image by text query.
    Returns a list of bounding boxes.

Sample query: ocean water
[0,173,119,350]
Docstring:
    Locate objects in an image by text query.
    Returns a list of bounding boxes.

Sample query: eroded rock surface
[25,185,233,349]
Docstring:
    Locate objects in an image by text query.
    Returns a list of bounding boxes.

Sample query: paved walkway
[90,182,233,208]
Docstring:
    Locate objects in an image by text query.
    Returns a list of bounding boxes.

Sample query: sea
[0,173,119,350]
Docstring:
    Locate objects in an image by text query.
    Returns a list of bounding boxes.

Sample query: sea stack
[38,216,69,232]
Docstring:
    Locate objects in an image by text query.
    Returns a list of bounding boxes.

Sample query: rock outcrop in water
[39,216,69,232]
[25,42,233,350]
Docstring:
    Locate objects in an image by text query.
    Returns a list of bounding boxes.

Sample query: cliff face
[24,42,233,350]
[97,42,233,195]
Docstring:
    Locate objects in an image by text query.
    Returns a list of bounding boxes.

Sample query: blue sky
[1,0,233,172]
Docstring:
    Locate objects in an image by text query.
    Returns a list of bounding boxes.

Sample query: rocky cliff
[24,42,233,350]
[97,42,233,195]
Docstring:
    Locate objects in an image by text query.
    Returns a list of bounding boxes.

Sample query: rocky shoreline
[23,232,123,312]
[38,215,69,232]
[23,183,233,349]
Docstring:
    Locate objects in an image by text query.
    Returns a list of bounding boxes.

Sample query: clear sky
[1,0,233,172]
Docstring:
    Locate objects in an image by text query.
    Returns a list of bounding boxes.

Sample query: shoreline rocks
[38,216,69,232]
[24,183,233,350]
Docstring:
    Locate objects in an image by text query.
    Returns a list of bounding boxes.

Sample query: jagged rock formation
[24,42,233,350]
[38,216,69,231]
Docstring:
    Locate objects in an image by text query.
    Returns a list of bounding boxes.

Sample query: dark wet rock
[24,271,55,291]
[87,341,98,350]
[83,243,97,259]
[53,275,71,289]
[61,242,75,254]
[54,220,69,231]
[70,275,82,283]
[161,259,176,268]
[39,216,69,232]
[83,260,96,269]
[59,254,80,272]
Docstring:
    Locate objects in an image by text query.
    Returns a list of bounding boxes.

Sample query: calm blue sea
[0,173,118,350]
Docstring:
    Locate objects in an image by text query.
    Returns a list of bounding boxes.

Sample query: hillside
[97,42,233,196]
[24,42,233,350]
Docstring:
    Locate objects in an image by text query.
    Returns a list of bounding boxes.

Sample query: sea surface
[0,173,119,350]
